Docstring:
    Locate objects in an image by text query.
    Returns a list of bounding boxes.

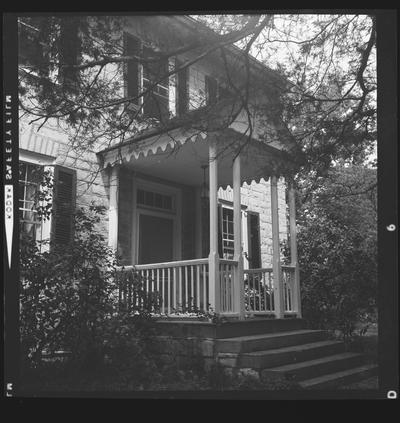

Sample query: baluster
[191,265,194,311]
[203,264,207,312]
[167,267,171,315]
[252,273,256,312]
[173,267,177,313]
[222,265,225,312]
[184,266,188,310]
[228,265,231,312]
[179,266,183,312]
[155,269,160,313]
[224,265,227,312]
[161,268,165,314]
[231,265,234,312]
[196,264,200,311]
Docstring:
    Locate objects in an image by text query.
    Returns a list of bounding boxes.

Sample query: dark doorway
[138,214,173,264]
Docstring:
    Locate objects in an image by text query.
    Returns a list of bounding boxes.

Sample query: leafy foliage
[20,204,159,380]
[289,165,377,338]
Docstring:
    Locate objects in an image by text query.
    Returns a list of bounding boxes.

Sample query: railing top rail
[117,258,209,271]
[281,265,296,270]
[219,259,238,266]
[244,267,273,273]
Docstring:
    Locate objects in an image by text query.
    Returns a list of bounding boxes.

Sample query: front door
[138,213,174,264]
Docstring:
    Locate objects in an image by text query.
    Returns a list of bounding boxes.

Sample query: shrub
[20,203,159,383]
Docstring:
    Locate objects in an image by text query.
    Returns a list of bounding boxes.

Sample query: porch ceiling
[98,127,285,188]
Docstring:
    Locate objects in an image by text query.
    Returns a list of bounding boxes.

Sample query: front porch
[99,126,301,320]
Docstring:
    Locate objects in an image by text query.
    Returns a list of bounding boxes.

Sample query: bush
[20,203,159,385]
[287,166,377,339]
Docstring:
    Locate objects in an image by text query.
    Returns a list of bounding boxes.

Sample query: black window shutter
[52,166,76,245]
[205,75,218,105]
[248,212,261,269]
[176,61,188,116]
[124,33,140,103]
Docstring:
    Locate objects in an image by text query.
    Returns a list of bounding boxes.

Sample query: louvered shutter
[124,33,140,104]
[205,75,218,105]
[52,166,76,245]
[176,61,188,116]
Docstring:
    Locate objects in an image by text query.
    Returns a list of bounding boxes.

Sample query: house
[19,15,301,320]
[18,15,377,387]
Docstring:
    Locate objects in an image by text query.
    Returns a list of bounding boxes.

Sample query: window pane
[144,190,154,207]
[19,161,43,240]
[137,189,145,205]
[163,195,172,210]
[154,193,163,208]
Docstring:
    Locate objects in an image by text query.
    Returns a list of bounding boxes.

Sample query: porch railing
[117,258,209,315]
[117,260,298,318]
[244,268,275,314]
[244,265,297,314]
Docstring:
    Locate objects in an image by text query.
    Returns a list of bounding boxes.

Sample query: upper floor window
[124,33,170,122]
[124,32,225,122]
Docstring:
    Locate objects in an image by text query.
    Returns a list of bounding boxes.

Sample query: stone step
[215,318,307,338]
[299,364,378,389]
[218,340,345,370]
[261,352,364,382]
[216,329,328,353]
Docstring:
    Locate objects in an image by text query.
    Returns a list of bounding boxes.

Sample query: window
[124,33,170,121]
[19,160,76,246]
[142,46,170,121]
[137,188,174,212]
[19,161,44,240]
[180,69,221,114]
[18,19,41,69]
[221,206,234,259]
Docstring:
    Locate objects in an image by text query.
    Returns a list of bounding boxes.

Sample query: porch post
[288,179,302,317]
[271,175,284,318]
[233,154,245,319]
[208,139,220,314]
[108,164,120,250]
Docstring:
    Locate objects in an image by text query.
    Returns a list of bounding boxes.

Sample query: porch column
[194,187,203,259]
[233,154,245,319]
[288,179,302,317]
[271,175,284,318]
[208,139,220,314]
[108,165,119,250]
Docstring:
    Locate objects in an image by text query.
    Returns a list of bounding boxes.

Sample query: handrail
[244,267,273,273]
[219,258,238,266]
[117,257,209,271]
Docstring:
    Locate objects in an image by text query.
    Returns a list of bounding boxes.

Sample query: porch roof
[97,125,294,188]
